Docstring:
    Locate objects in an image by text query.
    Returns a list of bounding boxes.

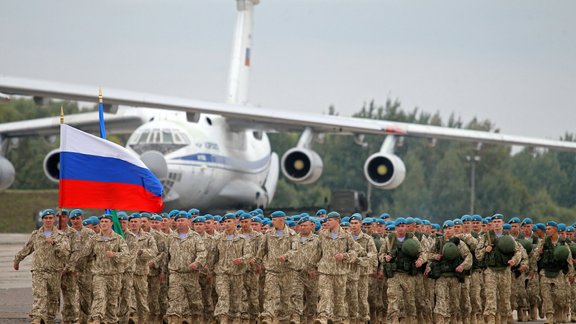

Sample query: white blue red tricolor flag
[58,124,164,212]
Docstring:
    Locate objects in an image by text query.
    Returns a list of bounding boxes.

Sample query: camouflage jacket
[211,231,250,275]
[166,229,207,273]
[294,233,319,272]
[72,230,129,275]
[240,229,263,272]
[476,230,522,269]
[148,229,167,276]
[256,225,299,273]
[14,225,70,272]
[349,231,378,279]
[127,229,157,276]
[64,226,97,272]
[311,226,363,275]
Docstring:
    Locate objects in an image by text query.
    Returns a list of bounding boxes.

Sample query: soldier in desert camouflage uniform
[147,214,168,323]
[238,212,264,323]
[14,208,70,324]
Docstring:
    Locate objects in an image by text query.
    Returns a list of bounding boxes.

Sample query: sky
[1,0,575,141]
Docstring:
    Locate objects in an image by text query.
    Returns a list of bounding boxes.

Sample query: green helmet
[518,239,533,254]
[554,244,570,262]
[401,238,420,258]
[442,242,460,261]
[496,235,516,255]
[569,243,576,258]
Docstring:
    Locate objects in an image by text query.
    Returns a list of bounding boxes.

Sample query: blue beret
[59,209,69,216]
[70,209,83,219]
[521,217,533,225]
[491,214,504,220]
[174,211,190,221]
[251,217,263,224]
[203,214,215,221]
[375,218,386,225]
[316,209,327,216]
[150,215,162,221]
[461,215,472,222]
[443,220,454,228]
[41,209,56,218]
[380,213,391,219]
[340,221,351,227]
[101,214,113,221]
[362,217,374,225]
[320,218,327,224]
[508,217,521,224]
[385,220,394,226]
[297,216,311,225]
[168,210,180,218]
[386,224,396,231]
[395,217,407,226]
[535,223,546,231]
[567,226,575,233]
[432,224,441,231]
[249,210,259,217]
[129,213,141,220]
[140,212,151,219]
[326,211,341,219]
[254,208,264,215]
[422,220,431,225]
[234,210,245,216]
[223,213,237,221]
[82,219,91,226]
[546,221,558,228]
[472,215,483,222]
[262,219,272,226]
[482,219,489,225]
[270,211,286,218]
[88,216,100,225]
[453,219,463,225]
[558,223,567,232]
[405,217,415,224]
[341,216,351,223]
[189,208,200,216]
[502,223,511,230]
[161,212,169,219]
[350,214,362,222]
[117,211,129,221]
[286,220,296,228]
[239,212,252,221]
[300,213,310,217]
[414,218,423,225]
[192,216,206,223]
[314,220,321,231]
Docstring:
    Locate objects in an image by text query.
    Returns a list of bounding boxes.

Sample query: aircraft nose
[140,150,168,179]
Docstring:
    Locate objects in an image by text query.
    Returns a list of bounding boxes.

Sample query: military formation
[13,207,576,324]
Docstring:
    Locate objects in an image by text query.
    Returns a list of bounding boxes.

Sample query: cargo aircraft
[1,0,576,210]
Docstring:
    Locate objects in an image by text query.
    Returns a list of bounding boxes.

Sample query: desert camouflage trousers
[540,271,570,321]
[434,275,460,319]
[214,273,243,319]
[90,274,121,323]
[483,267,512,318]
[316,273,347,322]
[60,271,78,323]
[166,272,203,317]
[291,270,318,320]
[261,271,293,321]
[30,270,61,322]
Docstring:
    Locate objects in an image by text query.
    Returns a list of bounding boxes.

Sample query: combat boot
[544,313,554,324]
[485,314,496,324]
[530,306,538,321]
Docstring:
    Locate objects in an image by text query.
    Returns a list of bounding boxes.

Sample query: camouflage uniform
[291,232,319,323]
[468,231,484,324]
[60,226,80,324]
[510,240,530,321]
[310,226,363,323]
[368,233,385,323]
[256,225,299,323]
[211,231,250,322]
[147,229,167,323]
[71,230,129,324]
[125,229,157,322]
[240,228,263,321]
[199,232,217,321]
[378,233,426,324]
[536,236,575,323]
[456,232,478,324]
[119,230,136,324]
[165,229,207,323]
[476,231,522,324]
[14,225,70,324]
[428,236,472,323]
[346,231,378,322]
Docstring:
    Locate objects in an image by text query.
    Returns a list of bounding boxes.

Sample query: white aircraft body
[1,0,576,211]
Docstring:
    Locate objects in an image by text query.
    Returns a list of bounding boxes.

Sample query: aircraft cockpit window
[151,129,161,144]
[163,129,174,144]
[173,130,191,145]
[139,129,150,144]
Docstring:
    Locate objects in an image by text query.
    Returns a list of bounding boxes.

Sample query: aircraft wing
[1,76,575,151]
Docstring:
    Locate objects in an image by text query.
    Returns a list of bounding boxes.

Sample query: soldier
[126,213,158,323]
[453,217,478,324]
[55,208,80,324]
[346,214,378,324]
[507,217,531,322]
[368,218,386,323]
[291,216,320,324]
[256,210,299,324]
[211,213,250,324]
[165,212,207,324]
[536,221,575,323]
[238,212,263,323]
[476,214,522,324]
[147,214,168,323]
[379,217,426,324]
[14,208,70,324]
[118,214,138,324]
[467,214,485,324]
[310,211,363,324]
[426,220,472,324]
[70,214,129,324]
[194,215,216,322]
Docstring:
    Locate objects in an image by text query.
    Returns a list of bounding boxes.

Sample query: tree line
[2,98,576,224]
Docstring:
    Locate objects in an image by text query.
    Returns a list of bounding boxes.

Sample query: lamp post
[466,154,481,214]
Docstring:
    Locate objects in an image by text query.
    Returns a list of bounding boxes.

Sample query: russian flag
[59,124,163,212]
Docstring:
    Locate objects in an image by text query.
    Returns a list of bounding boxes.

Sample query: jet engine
[281,148,323,184]
[363,153,406,189]
[43,149,61,183]
[0,157,15,190]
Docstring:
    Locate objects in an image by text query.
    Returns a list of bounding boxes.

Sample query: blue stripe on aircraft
[171,153,271,172]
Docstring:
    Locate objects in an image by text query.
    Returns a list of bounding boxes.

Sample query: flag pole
[98,88,124,238]
[58,106,64,230]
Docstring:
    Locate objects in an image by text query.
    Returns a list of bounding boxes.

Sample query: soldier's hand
[415,259,423,268]
[424,268,430,276]
[277,255,286,262]
[507,259,515,267]
[519,264,528,273]
[160,274,166,282]
[569,275,575,284]
[45,237,55,245]
[232,258,242,266]
[455,265,464,273]
[485,245,493,253]
[434,254,442,261]
[384,254,392,262]
[308,271,318,279]
[137,250,143,257]
[190,262,199,270]
[378,272,384,279]
[106,251,115,258]
[13,261,19,271]
[335,253,344,261]
[249,258,256,266]
[148,260,155,269]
